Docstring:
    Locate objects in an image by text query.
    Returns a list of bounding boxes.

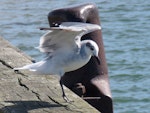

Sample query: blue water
[0,0,149,113]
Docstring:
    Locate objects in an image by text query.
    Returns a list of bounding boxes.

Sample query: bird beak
[94,56,100,65]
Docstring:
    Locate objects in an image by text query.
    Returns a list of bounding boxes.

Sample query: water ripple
[0,0,150,113]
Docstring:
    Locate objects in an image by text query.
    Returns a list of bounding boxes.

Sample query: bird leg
[59,78,71,102]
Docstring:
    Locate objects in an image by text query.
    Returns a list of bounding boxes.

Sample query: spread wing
[37,22,101,55]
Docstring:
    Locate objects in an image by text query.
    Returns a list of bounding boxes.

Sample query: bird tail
[14,64,37,72]
[13,60,46,73]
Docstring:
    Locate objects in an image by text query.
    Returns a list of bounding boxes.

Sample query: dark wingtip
[14,69,19,74]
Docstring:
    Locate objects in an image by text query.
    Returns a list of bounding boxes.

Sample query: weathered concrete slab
[0,36,100,113]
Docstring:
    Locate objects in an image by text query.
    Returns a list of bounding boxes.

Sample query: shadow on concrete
[1,101,64,113]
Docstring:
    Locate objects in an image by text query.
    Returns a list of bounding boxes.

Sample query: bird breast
[61,52,91,72]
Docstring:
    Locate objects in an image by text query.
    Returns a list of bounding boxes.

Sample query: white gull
[14,22,101,102]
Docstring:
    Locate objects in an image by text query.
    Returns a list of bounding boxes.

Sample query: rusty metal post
[48,3,113,113]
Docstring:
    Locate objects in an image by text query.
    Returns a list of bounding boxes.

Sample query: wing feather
[60,22,101,32]
[37,22,101,55]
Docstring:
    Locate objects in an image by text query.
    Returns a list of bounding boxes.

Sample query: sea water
[0,0,149,112]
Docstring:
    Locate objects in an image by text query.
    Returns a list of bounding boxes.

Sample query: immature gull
[14,22,101,102]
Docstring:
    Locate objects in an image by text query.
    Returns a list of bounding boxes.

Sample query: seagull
[14,22,101,102]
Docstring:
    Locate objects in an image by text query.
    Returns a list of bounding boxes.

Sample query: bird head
[85,41,100,65]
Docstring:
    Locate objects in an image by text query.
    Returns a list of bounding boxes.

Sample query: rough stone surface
[0,36,100,113]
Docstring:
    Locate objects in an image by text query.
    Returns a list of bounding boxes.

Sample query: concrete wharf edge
[0,36,100,113]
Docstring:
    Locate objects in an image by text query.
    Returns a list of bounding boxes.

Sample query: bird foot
[63,95,74,103]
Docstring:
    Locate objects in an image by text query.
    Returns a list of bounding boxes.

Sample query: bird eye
[90,47,94,51]
[86,42,94,51]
